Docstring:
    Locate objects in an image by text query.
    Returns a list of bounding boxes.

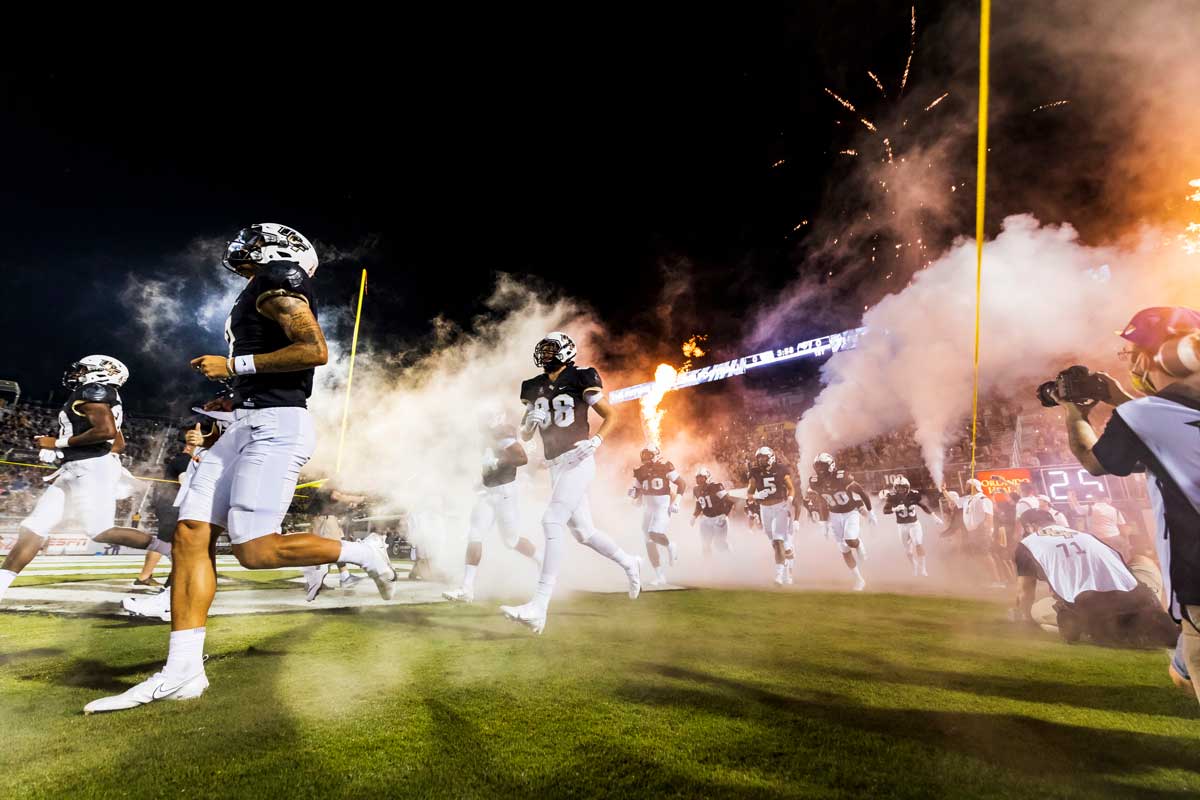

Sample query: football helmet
[754,446,775,469]
[695,467,711,485]
[63,355,129,389]
[893,475,910,490]
[814,452,836,475]
[1119,307,1200,395]
[533,332,577,370]
[640,446,661,464]
[223,223,319,278]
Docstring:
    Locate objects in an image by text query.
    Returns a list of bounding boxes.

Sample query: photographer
[1049,307,1200,702]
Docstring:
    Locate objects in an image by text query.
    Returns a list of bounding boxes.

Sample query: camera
[1037,365,1111,408]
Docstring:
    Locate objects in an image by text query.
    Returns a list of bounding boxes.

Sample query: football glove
[38,448,61,464]
[482,450,500,473]
[752,489,772,501]
[563,435,602,467]
[522,407,549,433]
[669,499,681,515]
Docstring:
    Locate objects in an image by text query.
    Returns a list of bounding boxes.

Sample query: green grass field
[1,589,1197,799]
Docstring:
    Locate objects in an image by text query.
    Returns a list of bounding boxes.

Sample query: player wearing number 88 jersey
[500,332,642,635]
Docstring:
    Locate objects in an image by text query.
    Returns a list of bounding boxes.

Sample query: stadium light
[609,327,868,404]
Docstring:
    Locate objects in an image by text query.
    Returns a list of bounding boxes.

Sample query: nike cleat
[499,602,547,635]
[303,564,330,602]
[442,588,474,603]
[84,670,208,714]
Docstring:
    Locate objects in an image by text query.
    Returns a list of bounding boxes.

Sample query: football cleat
[625,556,643,599]
[84,669,208,714]
[339,574,364,589]
[303,564,330,602]
[122,591,171,622]
[500,602,547,635]
[442,588,475,604]
[853,575,866,592]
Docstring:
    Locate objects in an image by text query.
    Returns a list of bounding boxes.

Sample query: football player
[690,467,732,556]
[882,475,941,577]
[809,452,874,591]
[630,446,686,585]
[746,446,796,585]
[85,223,398,714]
[302,480,370,599]
[0,356,130,605]
[444,412,541,603]
[500,332,642,635]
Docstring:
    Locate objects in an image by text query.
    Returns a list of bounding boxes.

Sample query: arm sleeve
[1091,410,1148,477]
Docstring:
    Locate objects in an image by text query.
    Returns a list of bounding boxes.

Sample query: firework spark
[923,92,949,111]
[882,137,894,164]
[1032,99,1071,113]
[898,5,916,94]
[867,71,887,98]
[639,363,678,449]
[1181,179,1200,255]
[823,87,858,113]
[860,118,878,132]
[771,159,786,168]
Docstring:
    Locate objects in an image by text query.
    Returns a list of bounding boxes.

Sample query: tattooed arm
[253,295,329,372]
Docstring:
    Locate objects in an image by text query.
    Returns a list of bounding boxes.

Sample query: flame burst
[639,363,679,449]
[1181,178,1200,256]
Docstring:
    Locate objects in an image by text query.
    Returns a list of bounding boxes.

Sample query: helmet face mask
[533,332,577,371]
[814,452,836,475]
[893,475,910,490]
[63,355,129,389]
[754,446,775,469]
[223,223,319,278]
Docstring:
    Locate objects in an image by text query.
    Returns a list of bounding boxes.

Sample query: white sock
[339,541,388,577]
[851,566,864,582]
[655,566,666,582]
[582,531,635,570]
[463,564,478,592]
[0,569,16,602]
[534,523,566,609]
[919,555,928,574]
[775,563,785,580]
[165,627,206,679]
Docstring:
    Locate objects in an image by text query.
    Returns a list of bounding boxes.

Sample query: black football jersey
[483,423,521,488]
[633,461,678,496]
[519,365,603,461]
[748,462,791,504]
[693,481,729,518]
[59,384,123,463]
[884,489,927,524]
[810,470,865,514]
[225,261,318,409]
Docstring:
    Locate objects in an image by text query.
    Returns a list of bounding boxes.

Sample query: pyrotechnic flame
[839,149,859,156]
[771,159,786,168]
[882,137,894,164]
[639,363,678,449]
[1181,179,1200,255]
[681,335,707,361]
[860,118,878,132]
[923,92,949,111]
[1032,99,1071,113]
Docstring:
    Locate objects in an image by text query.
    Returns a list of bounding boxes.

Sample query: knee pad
[839,542,852,555]
[567,520,591,544]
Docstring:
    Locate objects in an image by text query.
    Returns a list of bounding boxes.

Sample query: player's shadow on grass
[31,657,167,691]
[0,647,63,666]
[629,663,1199,798]
[333,604,538,642]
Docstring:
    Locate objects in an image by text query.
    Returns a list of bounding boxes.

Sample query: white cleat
[667,542,679,566]
[625,557,642,599]
[83,670,208,714]
[442,588,475,603]
[784,570,795,586]
[366,538,400,600]
[499,602,547,635]
[773,576,785,587]
[853,575,867,592]
[339,574,364,589]
[303,564,330,602]
[122,592,171,622]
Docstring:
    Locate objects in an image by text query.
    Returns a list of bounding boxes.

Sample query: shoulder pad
[519,378,539,403]
[258,261,307,291]
[575,366,603,390]
[80,384,115,404]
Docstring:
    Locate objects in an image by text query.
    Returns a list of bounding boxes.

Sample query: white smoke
[795,215,1199,483]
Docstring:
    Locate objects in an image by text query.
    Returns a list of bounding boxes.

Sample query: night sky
[3,2,1111,413]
